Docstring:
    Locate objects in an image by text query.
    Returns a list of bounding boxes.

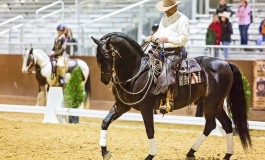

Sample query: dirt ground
[0,112,265,160]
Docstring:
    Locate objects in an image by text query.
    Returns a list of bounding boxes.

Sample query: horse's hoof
[185,157,195,160]
[103,151,111,160]
[145,154,155,160]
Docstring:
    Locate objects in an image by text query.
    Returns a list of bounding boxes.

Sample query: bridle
[99,44,121,80]
[25,53,36,73]
[24,51,49,74]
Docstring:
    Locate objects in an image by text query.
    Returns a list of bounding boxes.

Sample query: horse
[21,48,90,107]
[91,32,252,160]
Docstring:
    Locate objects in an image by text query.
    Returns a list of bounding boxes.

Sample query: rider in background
[49,24,68,86]
[146,0,189,114]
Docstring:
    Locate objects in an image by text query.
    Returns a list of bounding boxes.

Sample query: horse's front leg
[141,104,157,160]
[100,103,130,160]
[36,85,47,106]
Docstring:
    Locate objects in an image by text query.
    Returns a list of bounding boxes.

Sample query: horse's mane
[100,32,144,56]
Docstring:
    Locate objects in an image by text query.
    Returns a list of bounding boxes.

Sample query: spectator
[257,18,265,46]
[236,0,251,45]
[66,28,78,55]
[219,12,233,59]
[151,23,159,35]
[216,0,235,17]
[206,14,222,58]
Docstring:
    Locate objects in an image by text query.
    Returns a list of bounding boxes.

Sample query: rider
[146,0,190,114]
[49,24,68,86]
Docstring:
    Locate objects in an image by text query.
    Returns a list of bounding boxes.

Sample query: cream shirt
[153,10,190,48]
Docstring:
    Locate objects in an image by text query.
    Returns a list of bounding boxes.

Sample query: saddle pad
[179,71,203,86]
[181,58,202,73]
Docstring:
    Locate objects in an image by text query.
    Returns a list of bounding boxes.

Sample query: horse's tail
[227,63,252,150]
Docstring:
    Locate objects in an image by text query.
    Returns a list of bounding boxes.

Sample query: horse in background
[92,32,251,160]
[21,48,90,107]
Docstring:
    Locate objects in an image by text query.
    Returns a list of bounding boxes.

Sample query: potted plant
[64,67,85,124]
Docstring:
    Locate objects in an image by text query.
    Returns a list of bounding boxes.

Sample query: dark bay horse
[91,32,251,160]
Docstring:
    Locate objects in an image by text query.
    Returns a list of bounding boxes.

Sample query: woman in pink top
[236,0,252,45]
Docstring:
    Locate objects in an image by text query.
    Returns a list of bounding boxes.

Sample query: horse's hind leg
[216,106,233,160]
[100,103,130,160]
[186,103,217,159]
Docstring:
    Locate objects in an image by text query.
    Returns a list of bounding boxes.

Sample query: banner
[253,60,265,108]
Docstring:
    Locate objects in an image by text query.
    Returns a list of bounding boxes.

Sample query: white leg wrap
[191,134,207,151]
[148,138,157,156]
[226,133,234,154]
[100,130,108,147]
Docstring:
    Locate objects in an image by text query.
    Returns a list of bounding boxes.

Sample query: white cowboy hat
[218,12,230,18]
[156,0,183,12]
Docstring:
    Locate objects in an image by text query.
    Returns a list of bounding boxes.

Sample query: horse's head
[22,48,36,74]
[92,36,115,85]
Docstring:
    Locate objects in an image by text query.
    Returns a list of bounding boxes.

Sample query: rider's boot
[59,77,65,86]
[159,94,174,115]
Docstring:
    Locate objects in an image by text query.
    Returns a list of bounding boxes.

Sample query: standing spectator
[66,28,78,55]
[219,12,233,59]
[257,18,265,46]
[236,0,252,45]
[206,14,222,58]
[216,0,235,17]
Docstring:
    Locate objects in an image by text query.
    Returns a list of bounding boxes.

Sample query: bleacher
[187,1,265,58]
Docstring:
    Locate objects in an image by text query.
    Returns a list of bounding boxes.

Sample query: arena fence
[1,104,265,131]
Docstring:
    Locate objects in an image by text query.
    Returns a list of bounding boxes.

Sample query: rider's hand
[159,37,169,43]
[145,36,153,42]
[49,51,54,56]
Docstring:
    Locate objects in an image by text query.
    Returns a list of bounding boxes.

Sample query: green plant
[241,72,251,116]
[64,67,85,108]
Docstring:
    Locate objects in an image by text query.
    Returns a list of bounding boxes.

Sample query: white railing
[0,15,24,53]
[0,104,265,130]
[80,0,155,44]
[36,0,64,24]
[186,44,265,60]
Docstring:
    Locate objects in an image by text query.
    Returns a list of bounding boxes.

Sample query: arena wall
[0,55,114,106]
[0,55,254,103]
[1,55,264,121]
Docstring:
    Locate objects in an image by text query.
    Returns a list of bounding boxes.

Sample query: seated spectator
[216,0,235,17]
[219,12,233,59]
[257,18,265,46]
[206,14,222,58]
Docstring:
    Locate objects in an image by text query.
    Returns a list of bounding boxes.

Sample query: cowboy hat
[218,12,230,18]
[156,0,182,12]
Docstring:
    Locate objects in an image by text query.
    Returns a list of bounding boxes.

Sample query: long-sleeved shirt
[259,20,265,35]
[52,34,68,58]
[236,4,251,25]
[209,21,222,45]
[153,10,189,48]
